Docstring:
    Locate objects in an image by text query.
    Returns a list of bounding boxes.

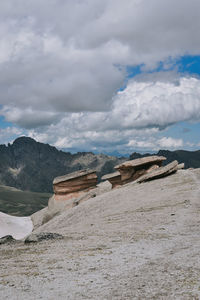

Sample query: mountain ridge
[1,136,200,192]
[0,137,125,192]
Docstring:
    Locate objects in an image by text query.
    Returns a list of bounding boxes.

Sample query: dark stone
[0,235,15,245]
[25,232,64,243]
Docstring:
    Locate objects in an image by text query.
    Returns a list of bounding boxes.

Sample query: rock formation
[53,169,98,201]
[115,155,166,180]
[103,156,166,188]
[101,171,122,189]
[31,178,112,229]
[137,160,178,183]
[178,163,185,170]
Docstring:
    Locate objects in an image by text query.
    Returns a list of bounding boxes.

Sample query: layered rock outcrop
[115,155,166,181]
[101,171,122,189]
[102,156,182,188]
[53,169,98,201]
[137,160,178,183]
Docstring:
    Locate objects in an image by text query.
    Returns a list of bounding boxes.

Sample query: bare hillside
[1,169,200,299]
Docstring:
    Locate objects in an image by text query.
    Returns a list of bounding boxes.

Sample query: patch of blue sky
[0,116,13,129]
[124,55,200,82]
[177,55,200,76]
[158,121,200,150]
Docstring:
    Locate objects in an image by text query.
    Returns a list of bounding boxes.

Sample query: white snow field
[0,211,33,239]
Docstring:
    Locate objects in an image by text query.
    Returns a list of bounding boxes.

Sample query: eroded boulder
[137,160,178,183]
[102,156,166,188]
[53,169,97,196]
[102,171,122,189]
[115,156,166,181]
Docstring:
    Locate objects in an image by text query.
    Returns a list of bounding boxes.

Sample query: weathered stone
[177,163,185,170]
[115,156,166,181]
[102,171,122,189]
[53,169,97,195]
[137,160,178,183]
[0,235,15,245]
[25,232,64,243]
[146,164,160,173]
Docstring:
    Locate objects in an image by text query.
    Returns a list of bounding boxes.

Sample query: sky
[0,0,200,155]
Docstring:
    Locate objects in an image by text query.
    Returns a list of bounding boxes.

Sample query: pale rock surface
[1,169,200,299]
[31,180,112,229]
[102,171,122,188]
[0,212,33,240]
[178,162,185,169]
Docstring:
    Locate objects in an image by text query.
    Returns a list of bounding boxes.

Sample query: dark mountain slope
[0,137,124,192]
[1,136,199,193]
[130,149,200,168]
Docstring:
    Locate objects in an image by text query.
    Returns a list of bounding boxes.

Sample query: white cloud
[110,76,200,130]
[1,106,60,128]
[157,137,183,149]
[128,136,183,151]
[0,0,200,116]
[10,74,198,152]
[1,0,200,151]
[0,127,24,145]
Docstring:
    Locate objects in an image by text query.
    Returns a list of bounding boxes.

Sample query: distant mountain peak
[13,136,37,145]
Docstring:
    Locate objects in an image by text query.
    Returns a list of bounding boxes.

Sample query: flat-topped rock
[115,156,166,181]
[115,156,166,170]
[53,169,96,185]
[102,171,120,181]
[53,169,97,195]
[137,160,178,183]
[102,171,122,189]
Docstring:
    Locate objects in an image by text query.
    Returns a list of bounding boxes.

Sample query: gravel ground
[0,169,200,299]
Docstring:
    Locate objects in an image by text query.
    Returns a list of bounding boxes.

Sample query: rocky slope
[0,137,124,192]
[0,169,200,299]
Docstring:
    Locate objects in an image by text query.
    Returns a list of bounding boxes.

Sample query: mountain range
[0,136,200,193]
[0,137,125,192]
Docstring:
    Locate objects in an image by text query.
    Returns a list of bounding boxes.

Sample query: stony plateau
[0,167,200,299]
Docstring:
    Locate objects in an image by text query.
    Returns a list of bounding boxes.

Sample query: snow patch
[0,211,33,240]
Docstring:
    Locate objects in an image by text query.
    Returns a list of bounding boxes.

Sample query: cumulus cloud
[0,127,23,145]
[1,0,200,151]
[1,106,60,128]
[128,137,183,150]
[1,0,200,117]
[6,74,198,153]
